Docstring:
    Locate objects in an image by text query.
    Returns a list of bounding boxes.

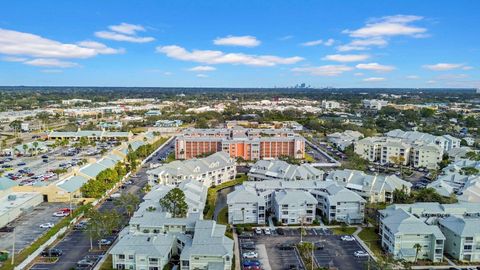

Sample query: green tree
[159,188,188,218]
[461,167,479,175]
[413,243,422,262]
[114,193,140,217]
[32,141,39,156]
[9,120,22,136]
[86,209,121,249]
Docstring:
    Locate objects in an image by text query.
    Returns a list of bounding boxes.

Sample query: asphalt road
[30,139,175,270]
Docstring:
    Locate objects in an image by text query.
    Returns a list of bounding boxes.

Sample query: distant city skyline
[0,1,478,88]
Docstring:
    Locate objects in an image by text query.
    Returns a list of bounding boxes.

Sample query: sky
[0,0,479,88]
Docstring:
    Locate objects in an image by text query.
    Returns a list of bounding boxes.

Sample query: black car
[241,243,256,250]
[41,248,63,257]
[276,228,285,235]
[277,244,294,250]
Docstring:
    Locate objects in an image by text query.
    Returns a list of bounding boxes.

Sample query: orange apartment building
[175,127,305,160]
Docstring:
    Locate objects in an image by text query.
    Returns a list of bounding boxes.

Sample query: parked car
[39,223,54,228]
[276,228,284,235]
[241,244,256,251]
[242,251,258,259]
[53,211,69,217]
[41,248,63,257]
[277,244,294,250]
[354,250,369,257]
[341,235,355,241]
[254,227,262,234]
[243,266,261,270]
[98,239,112,246]
[17,162,26,166]
[76,259,94,268]
[243,260,261,267]
[263,228,271,235]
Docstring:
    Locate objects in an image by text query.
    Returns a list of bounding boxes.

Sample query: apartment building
[273,190,317,225]
[321,100,341,110]
[379,208,445,262]
[227,180,365,225]
[147,152,236,187]
[110,180,232,270]
[326,169,412,203]
[175,127,305,160]
[327,130,363,151]
[362,99,388,110]
[385,129,461,152]
[379,202,480,263]
[354,136,443,169]
[439,216,480,262]
[247,159,324,182]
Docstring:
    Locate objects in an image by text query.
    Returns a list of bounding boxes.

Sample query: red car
[58,208,72,213]
[243,267,261,270]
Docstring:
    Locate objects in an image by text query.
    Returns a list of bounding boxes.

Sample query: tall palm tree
[413,243,422,263]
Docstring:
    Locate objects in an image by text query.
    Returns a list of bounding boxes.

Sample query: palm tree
[32,141,39,156]
[413,243,422,262]
[22,144,28,155]
[114,193,140,217]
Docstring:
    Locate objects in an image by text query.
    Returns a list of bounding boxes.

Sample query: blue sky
[0,0,478,88]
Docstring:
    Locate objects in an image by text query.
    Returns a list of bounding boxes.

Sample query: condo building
[175,127,305,160]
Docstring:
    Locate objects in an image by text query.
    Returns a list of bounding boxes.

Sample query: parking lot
[0,202,69,254]
[238,227,371,270]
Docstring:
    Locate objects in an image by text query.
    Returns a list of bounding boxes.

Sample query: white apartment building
[147,152,236,187]
[386,129,461,152]
[354,136,443,169]
[379,208,445,262]
[326,169,412,203]
[227,180,365,225]
[363,99,388,110]
[273,190,317,225]
[321,100,341,110]
[379,202,480,263]
[439,216,480,262]
[247,159,324,182]
[327,130,364,151]
[110,179,233,270]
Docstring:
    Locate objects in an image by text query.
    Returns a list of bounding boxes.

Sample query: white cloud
[343,15,427,38]
[95,31,154,43]
[77,41,125,54]
[2,56,27,62]
[355,62,395,72]
[41,69,63,73]
[323,54,370,62]
[291,65,353,76]
[24,58,79,68]
[0,28,116,58]
[196,74,208,78]
[423,63,466,71]
[95,23,154,43]
[406,75,420,79]
[189,65,216,72]
[354,72,364,76]
[363,77,386,82]
[462,66,473,70]
[427,80,436,84]
[336,38,387,51]
[156,45,303,66]
[301,38,334,47]
[213,35,260,47]
[108,23,146,35]
[279,35,294,41]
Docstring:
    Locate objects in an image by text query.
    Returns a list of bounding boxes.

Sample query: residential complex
[147,152,236,187]
[227,180,365,225]
[326,169,412,203]
[327,130,364,150]
[385,129,461,152]
[379,202,480,262]
[110,180,233,270]
[362,99,388,110]
[247,159,324,182]
[175,127,305,160]
[47,130,133,141]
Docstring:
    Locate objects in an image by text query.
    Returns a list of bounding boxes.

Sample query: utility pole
[11,227,15,264]
[311,241,314,270]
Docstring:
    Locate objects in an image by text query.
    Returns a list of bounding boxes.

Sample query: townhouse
[147,152,236,187]
[227,180,365,225]
[175,127,305,160]
[385,129,461,152]
[327,130,363,151]
[247,159,324,182]
[326,169,412,203]
[378,202,480,263]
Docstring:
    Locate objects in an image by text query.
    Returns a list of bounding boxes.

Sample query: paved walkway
[352,227,378,262]
[232,229,241,270]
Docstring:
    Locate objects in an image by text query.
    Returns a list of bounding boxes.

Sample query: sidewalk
[232,229,241,270]
[352,227,378,262]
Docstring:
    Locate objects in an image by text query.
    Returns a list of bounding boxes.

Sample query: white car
[98,239,112,245]
[53,211,69,217]
[255,227,262,234]
[341,235,355,241]
[39,223,54,228]
[242,251,258,259]
[264,228,271,235]
[354,251,369,257]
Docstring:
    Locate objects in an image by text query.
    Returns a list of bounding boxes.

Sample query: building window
[118,254,125,259]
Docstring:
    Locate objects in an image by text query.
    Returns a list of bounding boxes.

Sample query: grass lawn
[165,152,175,163]
[98,254,114,270]
[304,153,315,163]
[331,226,357,235]
[358,227,383,258]
[217,206,228,225]
[204,174,247,220]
